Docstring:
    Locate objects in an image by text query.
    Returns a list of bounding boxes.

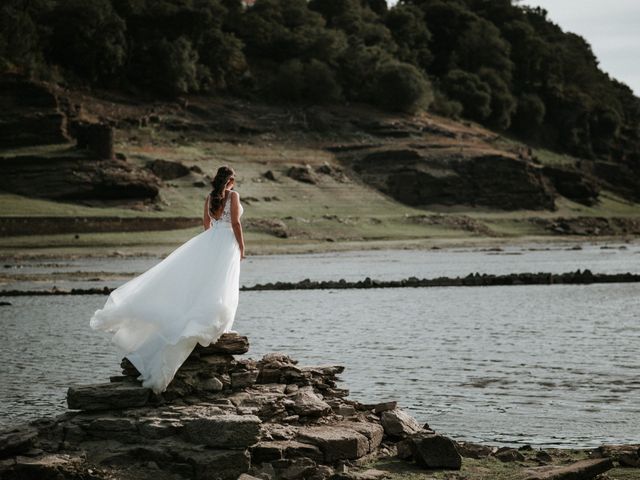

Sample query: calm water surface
[0,245,639,448]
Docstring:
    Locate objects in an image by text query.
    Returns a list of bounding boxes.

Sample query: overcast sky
[520,0,640,95]
[387,0,640,96]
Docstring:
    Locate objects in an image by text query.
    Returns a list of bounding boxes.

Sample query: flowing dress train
[90,192,243,394]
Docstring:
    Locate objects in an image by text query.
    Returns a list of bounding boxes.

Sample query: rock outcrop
[0,151,161,201]
[345,147,556,211]
[0,333,462,480]
[0,74,70,148]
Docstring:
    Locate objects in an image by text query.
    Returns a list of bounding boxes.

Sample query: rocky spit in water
[0,333,637,480]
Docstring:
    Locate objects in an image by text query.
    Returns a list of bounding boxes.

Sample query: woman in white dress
[90,166,245,394]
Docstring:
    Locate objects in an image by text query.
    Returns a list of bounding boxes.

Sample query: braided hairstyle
[209,166,235,218]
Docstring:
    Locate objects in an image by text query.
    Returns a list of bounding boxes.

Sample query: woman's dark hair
[209,166,235,217]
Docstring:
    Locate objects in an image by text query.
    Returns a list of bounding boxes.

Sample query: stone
[619,453,640,467]
[380,408,422,438]
[494,447,525,462]
[287,164,318,184]
[340,421,384,452]
[194,333,250,355]
[145,159,191,180]
[362,401,397,413]
[278,456,317,480]
[535,450,554,464]
[232,370,259,389]
[0,427,38,458]
[182,414,261,448]
[67,382,152,411]
[200,377,224,392]
[239,474,263,480]
[456,441,494,459]
[291,390,332,417]
[138,417,183,439]
[407,433,462,470]
[297,425,369,462]
[250,440,323,463]
[10,453,87,479]
[524,458,613,480]
[87,416,139,442]
[263,170,277,181]
[171,446,251,480]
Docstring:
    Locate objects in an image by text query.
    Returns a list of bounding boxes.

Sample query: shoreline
[1,232,639,261]
[1,333,638,480]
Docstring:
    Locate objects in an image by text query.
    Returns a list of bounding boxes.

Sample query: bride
[90,165,245,394]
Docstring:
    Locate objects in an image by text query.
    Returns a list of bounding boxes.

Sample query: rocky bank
[1,333,638,480]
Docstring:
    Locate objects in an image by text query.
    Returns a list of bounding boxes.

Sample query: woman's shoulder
[230,190,240,199]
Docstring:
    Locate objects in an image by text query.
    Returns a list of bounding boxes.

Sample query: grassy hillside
[1,91,638,258]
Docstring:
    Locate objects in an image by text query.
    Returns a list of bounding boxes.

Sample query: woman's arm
[203,194,211,231]
[230,190,246,259]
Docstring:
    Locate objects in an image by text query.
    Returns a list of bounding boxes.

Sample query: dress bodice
[211,191,243,228]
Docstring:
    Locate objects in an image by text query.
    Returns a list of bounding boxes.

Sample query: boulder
[291,390,332,417]
[494,447,525,462]
[456,441,494,459]
[340,421,384,452]
[287,164,318,184]
[67,383,152,411]
[182,414,261,448]
[145,159,191,180]
[380,408,422,438]
[297,425,369,462]
[406,432,462,470]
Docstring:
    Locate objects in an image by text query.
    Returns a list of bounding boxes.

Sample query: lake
[1,241,639,448]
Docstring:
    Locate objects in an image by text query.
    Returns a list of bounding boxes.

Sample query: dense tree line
[1,0,638,165]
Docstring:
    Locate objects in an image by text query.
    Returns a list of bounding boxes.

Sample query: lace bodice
[210,191,243,227]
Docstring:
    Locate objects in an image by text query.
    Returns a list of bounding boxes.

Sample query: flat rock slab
[0,427,38,457]
[340,421,384,452]
[183,414,261,448]
[250,440,323,463]
[297,425,369,462]
[194,333,249,355]
[67,382,152,411]
[524,458,614,480]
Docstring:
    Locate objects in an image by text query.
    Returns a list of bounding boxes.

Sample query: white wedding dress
[90,191,244,394]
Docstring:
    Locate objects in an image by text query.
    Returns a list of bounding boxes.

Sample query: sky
[520,0,640,96]
[387,0,640,96]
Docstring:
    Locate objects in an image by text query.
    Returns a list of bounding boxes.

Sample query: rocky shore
[1,333,639,480]
[2,270,638,297]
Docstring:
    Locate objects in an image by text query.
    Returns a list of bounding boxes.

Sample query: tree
[440,69,491,121]
[44,0,126,83]
[372,60,433,113]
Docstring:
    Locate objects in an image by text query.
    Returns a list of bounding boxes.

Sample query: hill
[0,75,639,258]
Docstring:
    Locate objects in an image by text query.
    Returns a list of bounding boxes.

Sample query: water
[0,245,639,448]
[3,241,640,291]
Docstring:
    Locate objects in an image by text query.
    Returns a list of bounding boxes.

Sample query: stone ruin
[0,333,463,480]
